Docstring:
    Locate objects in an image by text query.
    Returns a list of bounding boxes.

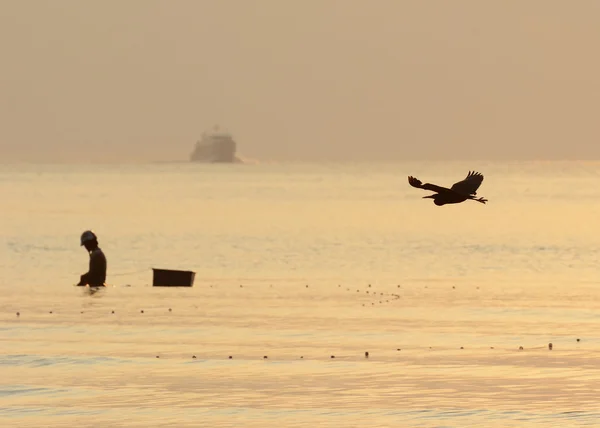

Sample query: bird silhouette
[408,171,488,206]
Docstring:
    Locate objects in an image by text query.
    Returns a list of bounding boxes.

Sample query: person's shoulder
[91,248,106,258]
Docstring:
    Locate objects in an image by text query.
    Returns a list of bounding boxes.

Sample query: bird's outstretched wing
[450,171,484,196]
[408,176,451,193]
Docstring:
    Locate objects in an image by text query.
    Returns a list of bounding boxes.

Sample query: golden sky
[1,0,599,162]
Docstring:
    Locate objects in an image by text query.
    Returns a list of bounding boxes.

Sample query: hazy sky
[1,0,600,162]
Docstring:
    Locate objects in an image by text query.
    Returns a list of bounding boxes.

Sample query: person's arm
[77,257,92,285]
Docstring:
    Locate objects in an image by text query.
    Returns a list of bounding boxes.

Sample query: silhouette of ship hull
[189,127,240,163]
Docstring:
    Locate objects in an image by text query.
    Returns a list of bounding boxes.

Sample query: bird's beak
[422,195,434,199]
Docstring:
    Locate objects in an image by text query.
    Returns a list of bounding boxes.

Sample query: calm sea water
[1,161,600,427]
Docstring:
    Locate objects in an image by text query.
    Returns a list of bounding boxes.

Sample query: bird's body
[408,171,488,206]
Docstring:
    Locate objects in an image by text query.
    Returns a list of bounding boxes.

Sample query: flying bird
[408,171,488,206]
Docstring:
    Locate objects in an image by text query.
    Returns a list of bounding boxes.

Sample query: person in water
[77,230,107,287]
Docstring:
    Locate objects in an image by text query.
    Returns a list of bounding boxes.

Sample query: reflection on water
[2,278,600,427]
[2,162,600,427]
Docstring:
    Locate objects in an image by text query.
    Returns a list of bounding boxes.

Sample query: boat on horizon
[189,126,241,163]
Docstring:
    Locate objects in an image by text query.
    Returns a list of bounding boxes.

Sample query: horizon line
[3,158,600,166]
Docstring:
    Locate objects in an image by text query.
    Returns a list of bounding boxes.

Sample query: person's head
[80,230,98,251]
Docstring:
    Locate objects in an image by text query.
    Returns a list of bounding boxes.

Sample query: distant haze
[1,0,600,162]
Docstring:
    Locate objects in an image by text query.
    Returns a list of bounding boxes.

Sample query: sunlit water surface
[2,161,600,427]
